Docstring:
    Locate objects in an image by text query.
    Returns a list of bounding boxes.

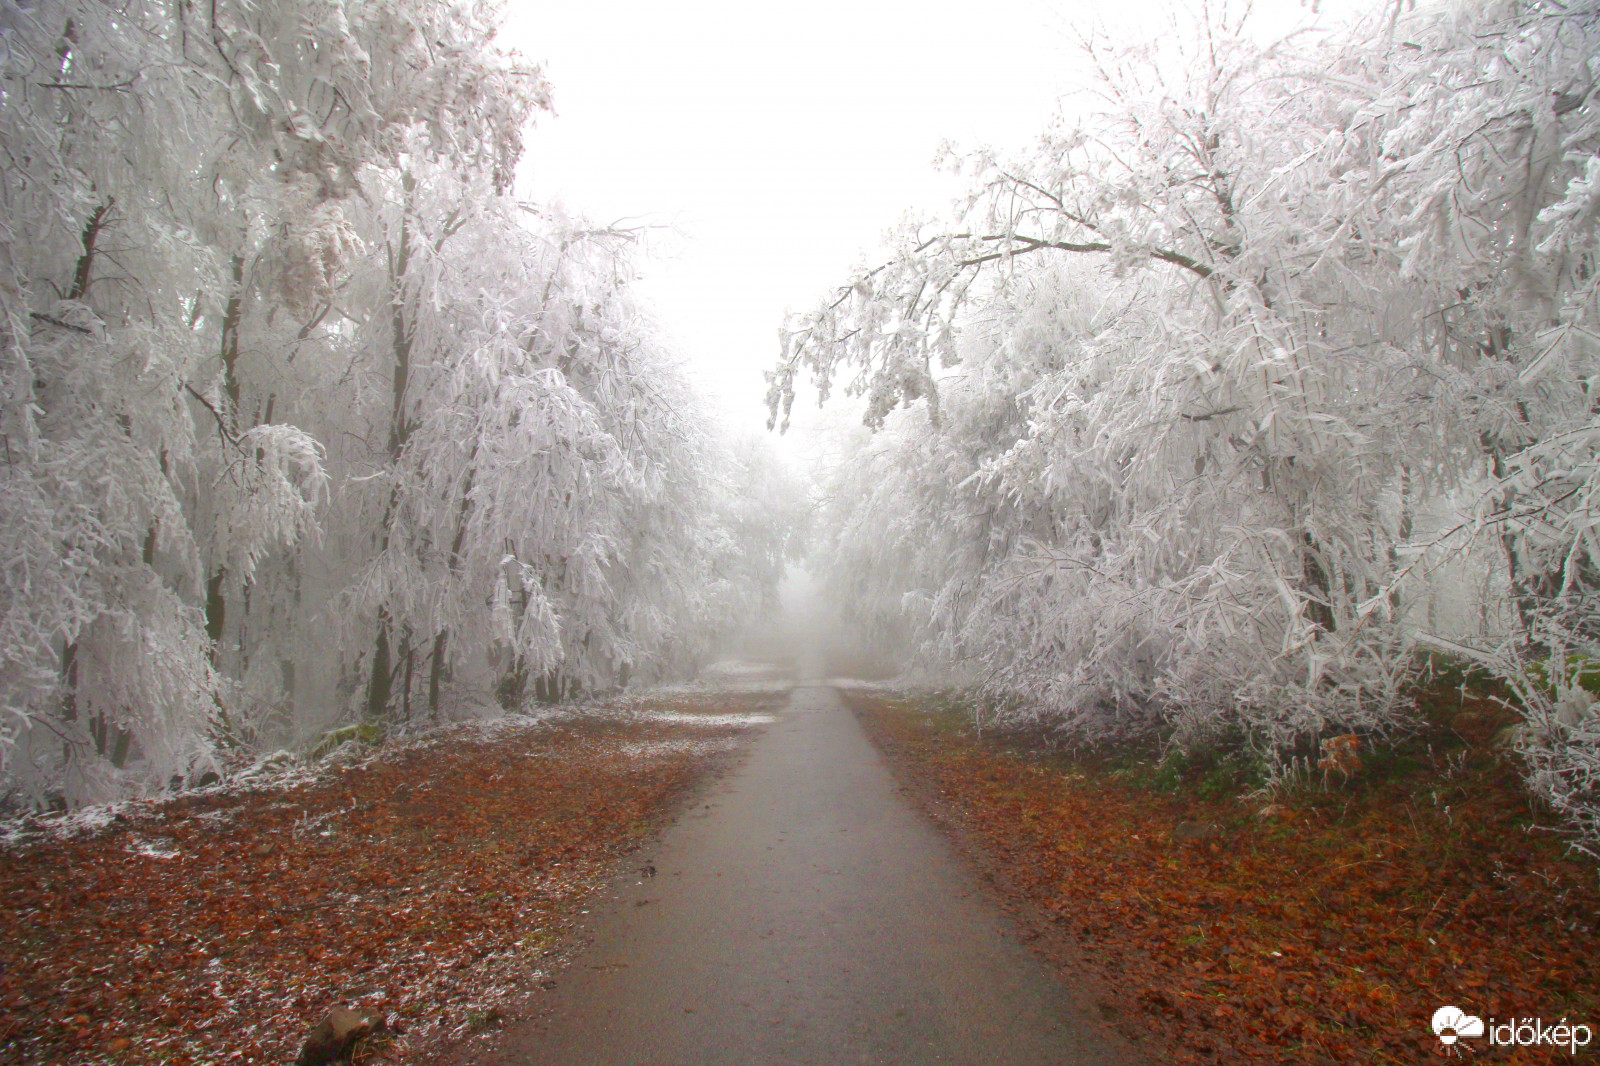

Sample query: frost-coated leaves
[784,2,1600,851]
[0,1,790,807]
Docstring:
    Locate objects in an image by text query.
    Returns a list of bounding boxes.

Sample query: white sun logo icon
[1432,1006,1486,1047]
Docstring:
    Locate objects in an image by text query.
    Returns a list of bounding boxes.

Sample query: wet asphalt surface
[493,683,1143,1066]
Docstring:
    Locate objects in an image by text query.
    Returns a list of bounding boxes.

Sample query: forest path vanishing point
[483,680,1143,1066]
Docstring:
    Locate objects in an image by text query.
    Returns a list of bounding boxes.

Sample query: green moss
[1359,746,1426,783]
[1134,744,1267,800]
[1526,656,1600,698]
[1416,650,1502,694]
[307,721,386,761]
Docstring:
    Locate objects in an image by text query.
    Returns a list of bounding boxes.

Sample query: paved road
[494,684,1143,1066]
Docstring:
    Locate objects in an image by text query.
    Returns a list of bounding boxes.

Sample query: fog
[736,570,907,684]
[5,0,1599,862]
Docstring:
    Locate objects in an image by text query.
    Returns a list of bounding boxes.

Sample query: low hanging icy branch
[768,220,1218,431]
[948,231,1215,279]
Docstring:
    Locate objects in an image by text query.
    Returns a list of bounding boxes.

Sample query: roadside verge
[846,688,1600,1065]
[0,690,780,1065]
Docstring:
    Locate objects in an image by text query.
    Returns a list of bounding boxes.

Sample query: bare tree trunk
[400,628,414,724]
[1302,532,1336,634]
[204,567,227,664]
[1480,425,1544,641]
[365,173,419,725]
[428,630,448,719]
[426,442,477,719]
[1389,464,1413,618]
[203,253,247,667]
[220,253,244,412]
[59,641,79,770]
[67,201,111,302]
[365,610,393,723]
[54,202,111,761]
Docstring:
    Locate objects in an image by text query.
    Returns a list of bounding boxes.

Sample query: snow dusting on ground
[0,686,785,1066]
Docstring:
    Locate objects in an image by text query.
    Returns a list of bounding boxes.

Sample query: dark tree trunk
[400,628,414,724]
[202,253,248,671]
[204,567,227,664]
[428,630,449,719]
[220,253,245,414]
[1302,532,1336,634]
[68,201,111,302]
[365,612,393,723]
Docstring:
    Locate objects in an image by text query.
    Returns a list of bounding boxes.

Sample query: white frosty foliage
[211,424,328,583]
[780,1,1600,851]
[0,0,791,807]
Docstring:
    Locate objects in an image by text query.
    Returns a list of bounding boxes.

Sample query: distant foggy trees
[775,1,1600,847]
[0,0,789,806]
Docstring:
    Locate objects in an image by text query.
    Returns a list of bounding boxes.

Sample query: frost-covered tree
[0,0,789,807]
[337,184,782,717]
[779,0,1600,847]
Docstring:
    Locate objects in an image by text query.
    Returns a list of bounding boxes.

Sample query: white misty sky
[501,0,1352,437]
